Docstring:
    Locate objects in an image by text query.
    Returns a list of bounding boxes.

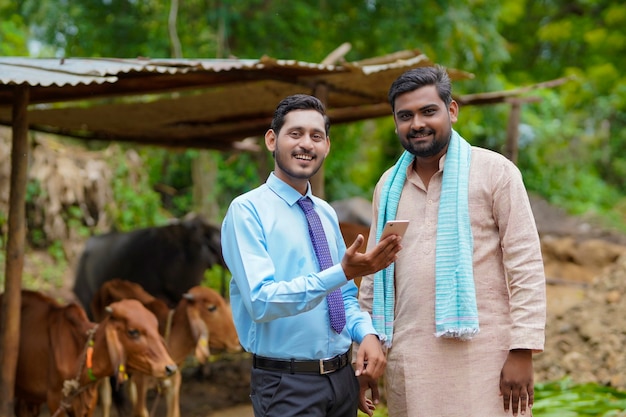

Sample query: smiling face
[265,109,330,194]
[393,85,458,161]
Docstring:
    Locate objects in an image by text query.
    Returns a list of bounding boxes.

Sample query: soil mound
[535,253,626,389]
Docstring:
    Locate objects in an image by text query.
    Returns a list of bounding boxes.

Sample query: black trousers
[249,363,360,417]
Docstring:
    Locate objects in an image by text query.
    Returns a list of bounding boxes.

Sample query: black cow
[73,215,226,317]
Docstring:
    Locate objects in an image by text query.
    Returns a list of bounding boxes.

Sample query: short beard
[401,134,448,158]
[275,147,323,180]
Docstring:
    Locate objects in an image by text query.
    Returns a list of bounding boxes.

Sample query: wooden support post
[308,44,352,200]
[311,83,329,199]
[504,99,522,165]
[0,85,29,417]
[504,96,541,165]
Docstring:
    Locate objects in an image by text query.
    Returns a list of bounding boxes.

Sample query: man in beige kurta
[358,66,546,417]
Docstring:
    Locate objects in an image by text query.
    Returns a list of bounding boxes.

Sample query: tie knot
[297,197,314,213]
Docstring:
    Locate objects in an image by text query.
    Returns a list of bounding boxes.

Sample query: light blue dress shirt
[221,172,377,360]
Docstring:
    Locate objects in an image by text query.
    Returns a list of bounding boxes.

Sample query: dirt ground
[527,198,626,390]
[19,193,626,417]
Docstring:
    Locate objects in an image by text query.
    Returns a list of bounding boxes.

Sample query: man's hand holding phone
[341,220,408,280]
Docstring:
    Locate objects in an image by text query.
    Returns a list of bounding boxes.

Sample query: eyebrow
[396,103,440,114]
[287,125,326,134]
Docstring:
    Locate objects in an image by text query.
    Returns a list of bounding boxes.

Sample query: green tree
[7,0,626,226]
[0,1,29,55]
[500,0,626,195]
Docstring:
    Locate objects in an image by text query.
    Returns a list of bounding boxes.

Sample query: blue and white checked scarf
[372,130,479,347]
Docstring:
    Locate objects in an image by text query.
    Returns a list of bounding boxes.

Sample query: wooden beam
[457,76,572,106]
[0,85,29,417]
[321,43,352,66]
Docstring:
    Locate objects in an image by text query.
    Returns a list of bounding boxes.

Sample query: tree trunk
[192,151,221,223]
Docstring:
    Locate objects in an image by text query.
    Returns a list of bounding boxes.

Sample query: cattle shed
[0,46,568,414]
[0,49,475,150]
[0,47,472,414]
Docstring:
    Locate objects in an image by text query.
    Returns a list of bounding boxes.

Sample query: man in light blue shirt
[221,94,402,417]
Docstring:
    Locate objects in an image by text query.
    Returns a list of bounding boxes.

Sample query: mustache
[292,149,315,157]
[408,129,434,138]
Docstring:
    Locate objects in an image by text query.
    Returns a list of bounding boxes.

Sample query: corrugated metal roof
[0,56,343,89]
[0,61,117,87]
[0,50,474,151]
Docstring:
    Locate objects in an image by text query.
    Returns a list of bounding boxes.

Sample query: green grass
[358,379,626,417]
[533,379,626,416]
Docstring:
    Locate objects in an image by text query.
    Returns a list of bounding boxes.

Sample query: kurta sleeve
[492,161,547,352]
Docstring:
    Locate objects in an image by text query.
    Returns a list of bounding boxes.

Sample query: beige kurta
[359,147,546,417]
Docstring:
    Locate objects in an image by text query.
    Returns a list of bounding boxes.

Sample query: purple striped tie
[297,197,346,333]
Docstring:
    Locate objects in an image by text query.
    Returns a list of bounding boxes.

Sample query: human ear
[265,129,277,152]
[449,100,459,123]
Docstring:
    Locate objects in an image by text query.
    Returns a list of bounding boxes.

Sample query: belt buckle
[319,358,335,374]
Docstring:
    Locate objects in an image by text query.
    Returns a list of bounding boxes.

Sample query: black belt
[252,351,351,375]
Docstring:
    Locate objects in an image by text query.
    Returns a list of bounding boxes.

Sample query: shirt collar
[266,172,313,207]
[406,152,447,176]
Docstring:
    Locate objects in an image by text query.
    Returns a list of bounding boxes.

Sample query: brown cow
[91,279,241,417]
[2,289,176,417]
[339,221,370,253]
[339,221,371,288]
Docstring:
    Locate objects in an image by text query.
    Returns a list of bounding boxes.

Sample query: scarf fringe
[435,328,480,341]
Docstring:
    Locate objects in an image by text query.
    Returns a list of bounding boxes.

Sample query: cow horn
[105,305,113,314]
[183,293,194,301]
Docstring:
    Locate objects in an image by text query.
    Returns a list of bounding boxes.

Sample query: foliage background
[1,0,626,238]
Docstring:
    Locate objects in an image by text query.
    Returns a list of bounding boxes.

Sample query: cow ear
[51,305,86,375]
[104,319,128,386]
[186,305,210,363]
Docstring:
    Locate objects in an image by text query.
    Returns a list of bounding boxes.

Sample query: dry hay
[0,127,144,262]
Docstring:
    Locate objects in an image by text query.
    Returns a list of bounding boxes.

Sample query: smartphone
[380,220,410,240]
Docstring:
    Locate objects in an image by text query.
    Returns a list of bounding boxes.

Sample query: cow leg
[165,371,181,417]
[99,378,112,417]
[130,375,149,417]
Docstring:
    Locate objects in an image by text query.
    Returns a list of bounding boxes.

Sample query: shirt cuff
[319,263,348,291]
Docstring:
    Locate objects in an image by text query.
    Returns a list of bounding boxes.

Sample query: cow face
[201,223,228,270]
[182,215,228,270]
[182,286,241,354]
[103,299,177,380]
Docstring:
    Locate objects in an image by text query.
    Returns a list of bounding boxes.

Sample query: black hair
[387,65,452,112]
[270,94,330,135]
